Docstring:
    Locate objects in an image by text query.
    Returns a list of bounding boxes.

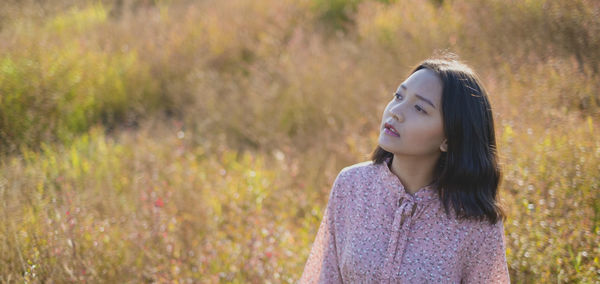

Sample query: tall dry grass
[0,0,598,282]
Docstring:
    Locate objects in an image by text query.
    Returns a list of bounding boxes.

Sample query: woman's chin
[377,140,395,153]
[378,135,395,148]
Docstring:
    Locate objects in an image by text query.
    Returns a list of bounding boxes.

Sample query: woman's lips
[384,123,400,137]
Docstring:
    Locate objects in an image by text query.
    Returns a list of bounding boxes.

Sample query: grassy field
[0,0,599,282]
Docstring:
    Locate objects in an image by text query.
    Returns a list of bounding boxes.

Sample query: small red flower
[265,251,273,258]
[154,197,164,208]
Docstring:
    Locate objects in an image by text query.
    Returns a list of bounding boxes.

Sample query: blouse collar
[378,156,439,204]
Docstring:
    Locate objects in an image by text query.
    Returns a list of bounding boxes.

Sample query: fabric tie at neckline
[397,196,419,226]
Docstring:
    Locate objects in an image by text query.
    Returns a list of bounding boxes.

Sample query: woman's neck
[388,154,438,195]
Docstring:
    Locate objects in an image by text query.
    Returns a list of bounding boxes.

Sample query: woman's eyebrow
[400,84,436,109]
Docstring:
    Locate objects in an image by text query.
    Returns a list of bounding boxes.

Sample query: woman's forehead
[398,69,443,102]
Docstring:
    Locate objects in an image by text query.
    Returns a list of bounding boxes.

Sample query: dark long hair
[371,55,506,225]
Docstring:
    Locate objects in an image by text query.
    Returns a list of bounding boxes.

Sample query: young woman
[300,55,510,283]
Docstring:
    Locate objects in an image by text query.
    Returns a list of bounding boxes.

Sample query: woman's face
[378,68,447,157]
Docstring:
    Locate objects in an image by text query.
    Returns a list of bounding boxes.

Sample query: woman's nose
[392,112,403,122]
[390,105,404,122]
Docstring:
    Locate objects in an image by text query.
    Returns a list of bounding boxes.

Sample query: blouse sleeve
[299,172,345,284]
[462,219,511,284]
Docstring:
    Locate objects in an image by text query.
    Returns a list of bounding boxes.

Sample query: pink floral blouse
[300,157,510,283]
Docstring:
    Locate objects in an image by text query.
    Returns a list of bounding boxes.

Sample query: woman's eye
[395,93,427,114]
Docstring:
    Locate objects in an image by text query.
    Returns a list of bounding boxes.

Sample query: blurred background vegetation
[0,0,598,282]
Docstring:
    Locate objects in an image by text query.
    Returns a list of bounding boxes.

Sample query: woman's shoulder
[458,216,506,244]
[336,160,380,181]
[327,160,381,193]
[329,160,383,204]
[435,206,506,240]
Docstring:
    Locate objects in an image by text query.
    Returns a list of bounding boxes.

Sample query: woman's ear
[440,139,448,152]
